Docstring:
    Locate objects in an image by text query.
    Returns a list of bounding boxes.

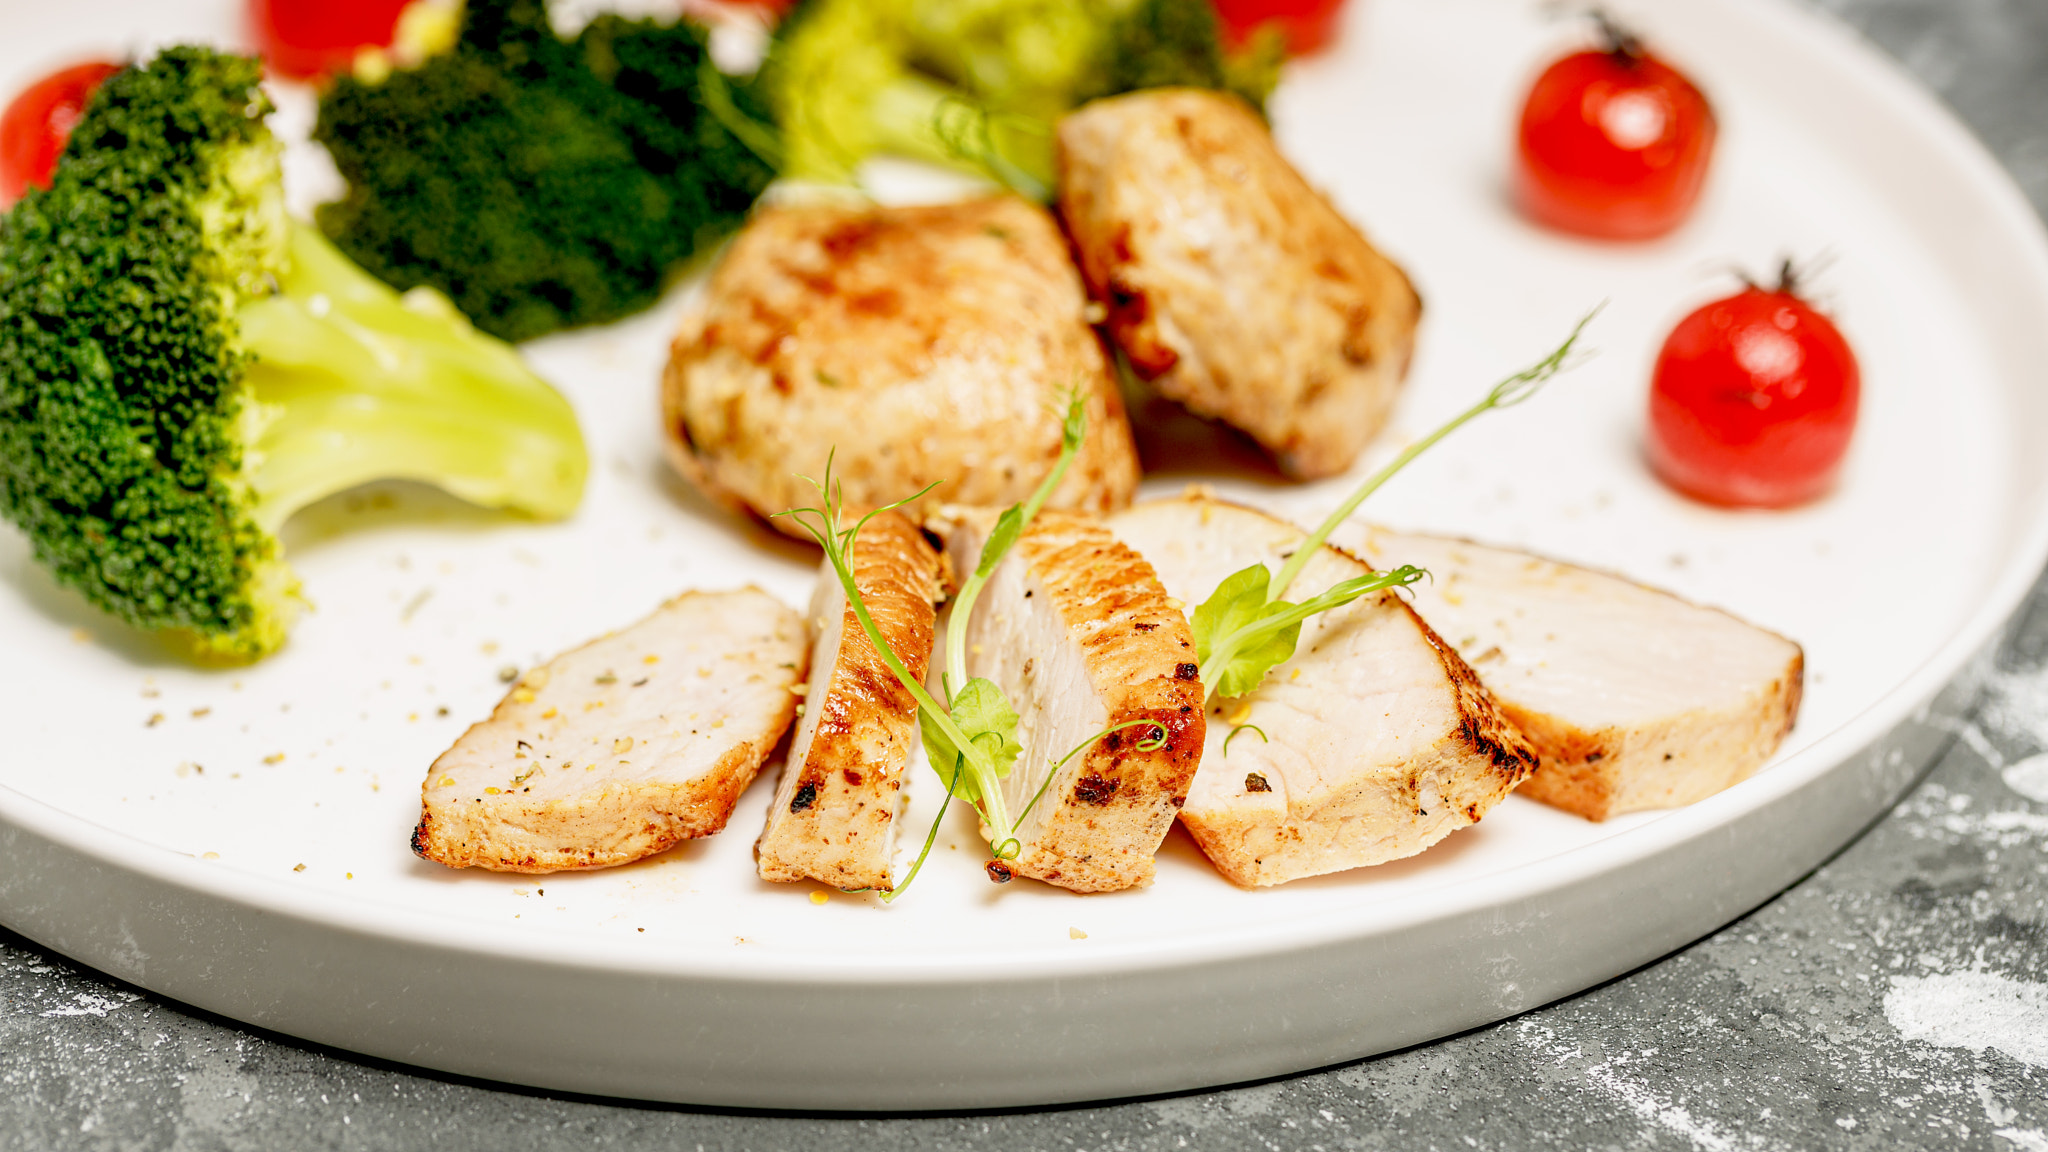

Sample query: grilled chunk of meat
[414,589,806,873]
[934,507,1206,893]
[1058,89,1422,480]
[662,195,1139,537]
[1345,527,1804,821]
[758,510,941,891]
[1108,495,1535,887]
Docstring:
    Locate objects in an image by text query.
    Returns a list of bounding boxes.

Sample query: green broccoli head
[765,0,1283,191]
[314,0,776,343]
[0,47,587,662]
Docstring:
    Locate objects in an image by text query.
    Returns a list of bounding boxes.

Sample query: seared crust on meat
[414,589,806,873]
[936,507,1206,893]
[1347,527,1805,821]
[1058,89,1422,480]
[757,510,941,890]
[1108,495,1536,888]
[662,195,1139,536]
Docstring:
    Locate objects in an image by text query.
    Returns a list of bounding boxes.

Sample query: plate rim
[2,0,2046,1102]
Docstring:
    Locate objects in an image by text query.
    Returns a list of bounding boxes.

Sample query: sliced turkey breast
[662,195,1139,537]
[1058,89,1422,480]
[1344,527,1804,821]
[414,589,806,873]
[757,510,941,891]
[934,507,1206,893]
[1107,495,1535,887]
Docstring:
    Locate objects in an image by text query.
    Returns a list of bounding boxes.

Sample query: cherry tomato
[1211,0,1348,57]
[1514,15,1716,240]
[1647,267,1860,508]
[249,0,414,80]
[0,60,120,209]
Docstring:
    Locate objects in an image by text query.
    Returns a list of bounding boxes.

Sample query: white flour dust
[1513,1021,1771,1152]
[2002,753,2048,803]
[1884,970,2048,1069]
[38,991,142,1019]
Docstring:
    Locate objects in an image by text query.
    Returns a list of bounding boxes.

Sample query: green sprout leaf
[1194,565,1427,701]
[976,505,1025,584]
[922,676,1023,803]
[1190,564,1300,699]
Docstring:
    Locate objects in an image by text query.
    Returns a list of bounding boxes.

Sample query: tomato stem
[1776,256,1801,296]
[1733,254,1832,300]
[1587,9,1644,62]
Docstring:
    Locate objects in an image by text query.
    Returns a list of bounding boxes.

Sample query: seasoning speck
[292,863,305,872]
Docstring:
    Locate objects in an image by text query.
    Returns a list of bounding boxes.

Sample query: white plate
[2,0,2044,1111]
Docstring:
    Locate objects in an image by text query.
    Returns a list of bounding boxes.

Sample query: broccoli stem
[865,78,1053,198]
[235,225,588,533]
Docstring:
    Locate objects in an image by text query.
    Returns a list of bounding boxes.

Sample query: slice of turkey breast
[1107,495,1536,888]
[933,507,1206,893]
[1344,527,1804,821]
[661,195,1139,538]
[757,510,941,891]
[1058,89,1422,480]
[414,589,806,873]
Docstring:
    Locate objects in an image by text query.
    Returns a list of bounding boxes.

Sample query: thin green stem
[880,760,960,903]
[944,393,1085,695]
[776,481,995,816]
[697,57,784,172]
[1269,309,1600,602]
[1222,724,1268,756]
[1012,718,1168,832]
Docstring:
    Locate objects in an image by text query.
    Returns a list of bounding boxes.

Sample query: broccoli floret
[0,48,587,661]
[313,0,776,343]
[765,0,1283,192]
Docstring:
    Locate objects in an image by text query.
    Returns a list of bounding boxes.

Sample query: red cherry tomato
[1647,269,1860,508]
[0,60,120,209]
[1515,17,1716,240]
[1211,0,1348,57]
[249,0,414,80]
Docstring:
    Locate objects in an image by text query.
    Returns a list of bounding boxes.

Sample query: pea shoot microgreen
[779,394,1162,900]
[1198,310,1601,740]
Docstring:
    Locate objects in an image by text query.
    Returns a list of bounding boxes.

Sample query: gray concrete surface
[6,1,2048,1148]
